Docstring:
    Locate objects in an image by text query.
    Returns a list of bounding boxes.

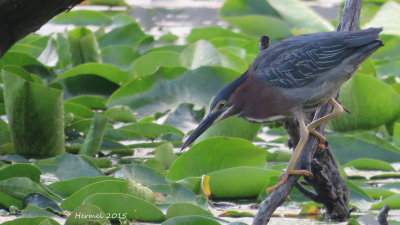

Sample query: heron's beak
[181,112,221,151]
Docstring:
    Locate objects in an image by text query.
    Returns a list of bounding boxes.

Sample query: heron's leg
[266,115,312,193]
[307,97,344,147]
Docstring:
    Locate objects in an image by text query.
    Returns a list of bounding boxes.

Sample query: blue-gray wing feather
[251,28,382,88]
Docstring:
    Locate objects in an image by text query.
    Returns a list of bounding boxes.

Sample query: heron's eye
[218,101,226,109]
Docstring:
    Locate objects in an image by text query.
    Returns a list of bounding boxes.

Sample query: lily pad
[65,203,110,225]
[330,74,400,131]
[83,193,165,222]
[0,163,41,182]
[107,66,240,118]
[162,215,221,225]
[371,194,400,209]
[343,158,396,171]
[167,137,267,181]
[166,202,212,219]
[51,10,112,26]
[208,167,280,198]
[1,217,60,225]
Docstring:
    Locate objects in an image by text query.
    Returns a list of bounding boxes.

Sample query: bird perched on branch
[181,28,383,192]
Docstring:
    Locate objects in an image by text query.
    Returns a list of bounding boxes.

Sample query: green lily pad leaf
[155,143,178,170]
[180,40,220,69]
[222,15,291,38]
[131,51,181,76]
[164,103,205,133]
[195,117,261,144]
[80,113,108,156]
[2,66,64,157]
[51,10,112,26]
[64,102,94,118]
[176,177,202,194]
[331,74,400,131]
[65,203,110,225]
[343,158,395,171]
[118,164,167,186]
[0,52,54,79]
[23,193,62,212]
[187,27,257,44]
[83,193,165,222]
[162,183,207,206]
[49,177,121,197]
[97,23,150,49]
[328,134,400,164]
[167,137,267,181]
[162,215,221,225]
[65,95,107,110]
[21,205,60,218]
[0,163,41,182]
[115,123,184,140]
[218,48,248,72]
[370,173,400,180]
[101,45,140,70]
[107,66,240,118]
[67,27,102,66]
[219,211,254,217]
[166,202,212,219]
[104,105,136,122]
[208,167,280,198]
[220,0,280,17]
[9,43,44,58]
[371,194,400,209]
[54,153,103,181]
[56,63,132,85]
[61,180,129,211]
[362,187,396,200]
[1,217,60,225]
[88,0,129,6]
[0,177,53,209]
[394,122,400,147]
[346,180,373,201]
[364,1,400,36]
[372,35,400,61]
[268,0,334,32]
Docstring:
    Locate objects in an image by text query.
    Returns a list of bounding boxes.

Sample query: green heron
[181,28,383,192]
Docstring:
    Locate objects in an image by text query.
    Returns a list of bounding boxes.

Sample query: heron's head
[181,72,248,150]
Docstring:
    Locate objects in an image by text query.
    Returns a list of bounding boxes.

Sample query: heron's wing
[253,28,382,88]
[254,41,349,88]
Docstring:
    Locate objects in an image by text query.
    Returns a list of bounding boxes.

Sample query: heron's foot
[266,170,312,193]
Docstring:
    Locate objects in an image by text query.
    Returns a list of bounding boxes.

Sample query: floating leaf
[104,105,136,122]
[101,45,140,69]
[328,134,400,164]
[67,27,102,66]
[51,10,112,26]
[118,164,167,186]
[97,23,150,49]
[65,95,107,110]
[84,193,165,222]
[330,74,400,131]
[0,164,41,183]
[343,158,395,171]
[180,40,220,69]
[1,217,60,225]
[65,203,110,225]
[194,117,261,144]
[364,1,400,36]
[371,194,400,209]
[0,177,53,209]
[268,0,334,32]
[56,63,133,85]
[114,123,183,140]
[187,27,257,44]
[49,176,120,197]
[155,143,178,170]
[162,215,220,225]
[131,51,181,76]
[54,153,103,181]
[208,167,280,198]
[107,66,240,118]
[23,193,62,212]
[167,137,267,181]
[166,202,212,219]
[362,187,396,200]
